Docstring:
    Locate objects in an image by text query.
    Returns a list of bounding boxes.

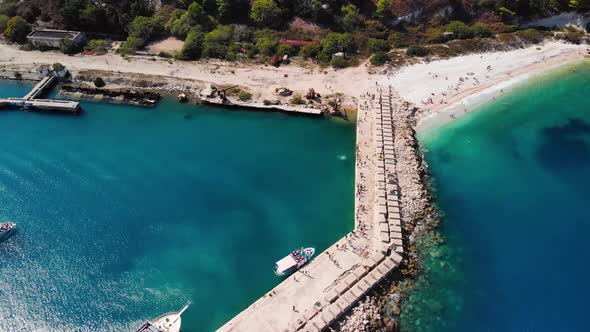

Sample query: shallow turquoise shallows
[0,81,355,332]
[405,62,590,332]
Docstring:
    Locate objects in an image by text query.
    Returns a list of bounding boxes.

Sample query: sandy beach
[380,42,589,133]
[0,42,378,105]
[1,40,586,125]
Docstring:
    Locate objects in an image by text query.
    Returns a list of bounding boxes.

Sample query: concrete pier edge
[218,88,405,332]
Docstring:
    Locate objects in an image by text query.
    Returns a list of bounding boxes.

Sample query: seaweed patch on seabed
[389,111,464,332]
[536,118,590,196]
[537,118,590,171]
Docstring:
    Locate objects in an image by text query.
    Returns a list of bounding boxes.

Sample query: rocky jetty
[60,83,160,107]
[333,96,441,332]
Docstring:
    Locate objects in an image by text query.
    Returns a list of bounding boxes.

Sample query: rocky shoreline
[333,97,443,332]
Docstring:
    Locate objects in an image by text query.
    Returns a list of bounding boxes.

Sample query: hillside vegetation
[1,0,589,67]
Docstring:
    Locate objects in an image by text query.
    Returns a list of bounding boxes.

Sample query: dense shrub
[473,22,492,38]
[424,27,445,44]
[562,30,584,44]
[516,28,544,44]
[93,77,105,88]
[238,91,252,101]
[370,52,390,66]
[60,38,82,55]
[388,32,406,48]
[330,56,349,68]
[446,21,473,39]
[34,41,50,51]
[290,95,306,105]
[586,22,590,33]
[367,38,389,53]
[406,45,430,57]
[85,39,108,54]
[276,44,296,57]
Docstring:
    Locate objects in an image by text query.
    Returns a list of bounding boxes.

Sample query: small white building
[27,29,86,48]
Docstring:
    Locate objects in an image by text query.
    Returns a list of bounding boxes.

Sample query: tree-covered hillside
[1,0,588,66]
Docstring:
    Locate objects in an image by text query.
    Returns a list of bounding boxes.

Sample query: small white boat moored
[0,222,16,242]
[274,247,316,276]
[136,302,191,332]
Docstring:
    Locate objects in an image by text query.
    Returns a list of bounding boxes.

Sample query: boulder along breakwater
[333,93,444,332]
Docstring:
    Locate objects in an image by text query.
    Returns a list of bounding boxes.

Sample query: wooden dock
[0,75,80,113]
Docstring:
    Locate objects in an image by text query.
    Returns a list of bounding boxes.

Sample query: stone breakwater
[333,96,442,331]
[217,89,406,332]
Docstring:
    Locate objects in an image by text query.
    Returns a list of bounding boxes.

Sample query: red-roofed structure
[279,39,315,47]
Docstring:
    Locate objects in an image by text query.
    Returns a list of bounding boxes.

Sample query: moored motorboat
[274,247,316,276]
[0,222,16,241]
[136,302,191,332]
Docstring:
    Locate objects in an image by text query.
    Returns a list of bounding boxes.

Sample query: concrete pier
[0,75,80,113]
[217,88,403,332]
[23,76,55,100]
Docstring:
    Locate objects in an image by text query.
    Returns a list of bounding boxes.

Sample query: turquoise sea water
[0,81,355,331]
[405,62,590,332]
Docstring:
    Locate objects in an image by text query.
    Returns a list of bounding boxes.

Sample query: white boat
[0,222,16,241]
[274,247,316,276]
[136,302,190,332]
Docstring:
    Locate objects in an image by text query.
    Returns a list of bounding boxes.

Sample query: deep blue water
[0,81,355,331]
[406,62,590,332]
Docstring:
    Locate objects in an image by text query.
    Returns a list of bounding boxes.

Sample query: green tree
[299,43,321,59]
[202,25,234,58]
[180,28,205,60]
[376,0,392,19]
[120,15,164,52]
[168,2,215,38]
[128,16,163,41]
[0,1,18,17]
[250,0,282,28]
[321,33,356,56]
[256,36,279,56]
[0,14,8,33]
[3,16,30,43]
[446,20,473,39]
[570,0,590,10]
[341,4,362,31]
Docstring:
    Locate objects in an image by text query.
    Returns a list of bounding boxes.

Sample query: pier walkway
[218,88,405,332]
[0,75,80,113]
